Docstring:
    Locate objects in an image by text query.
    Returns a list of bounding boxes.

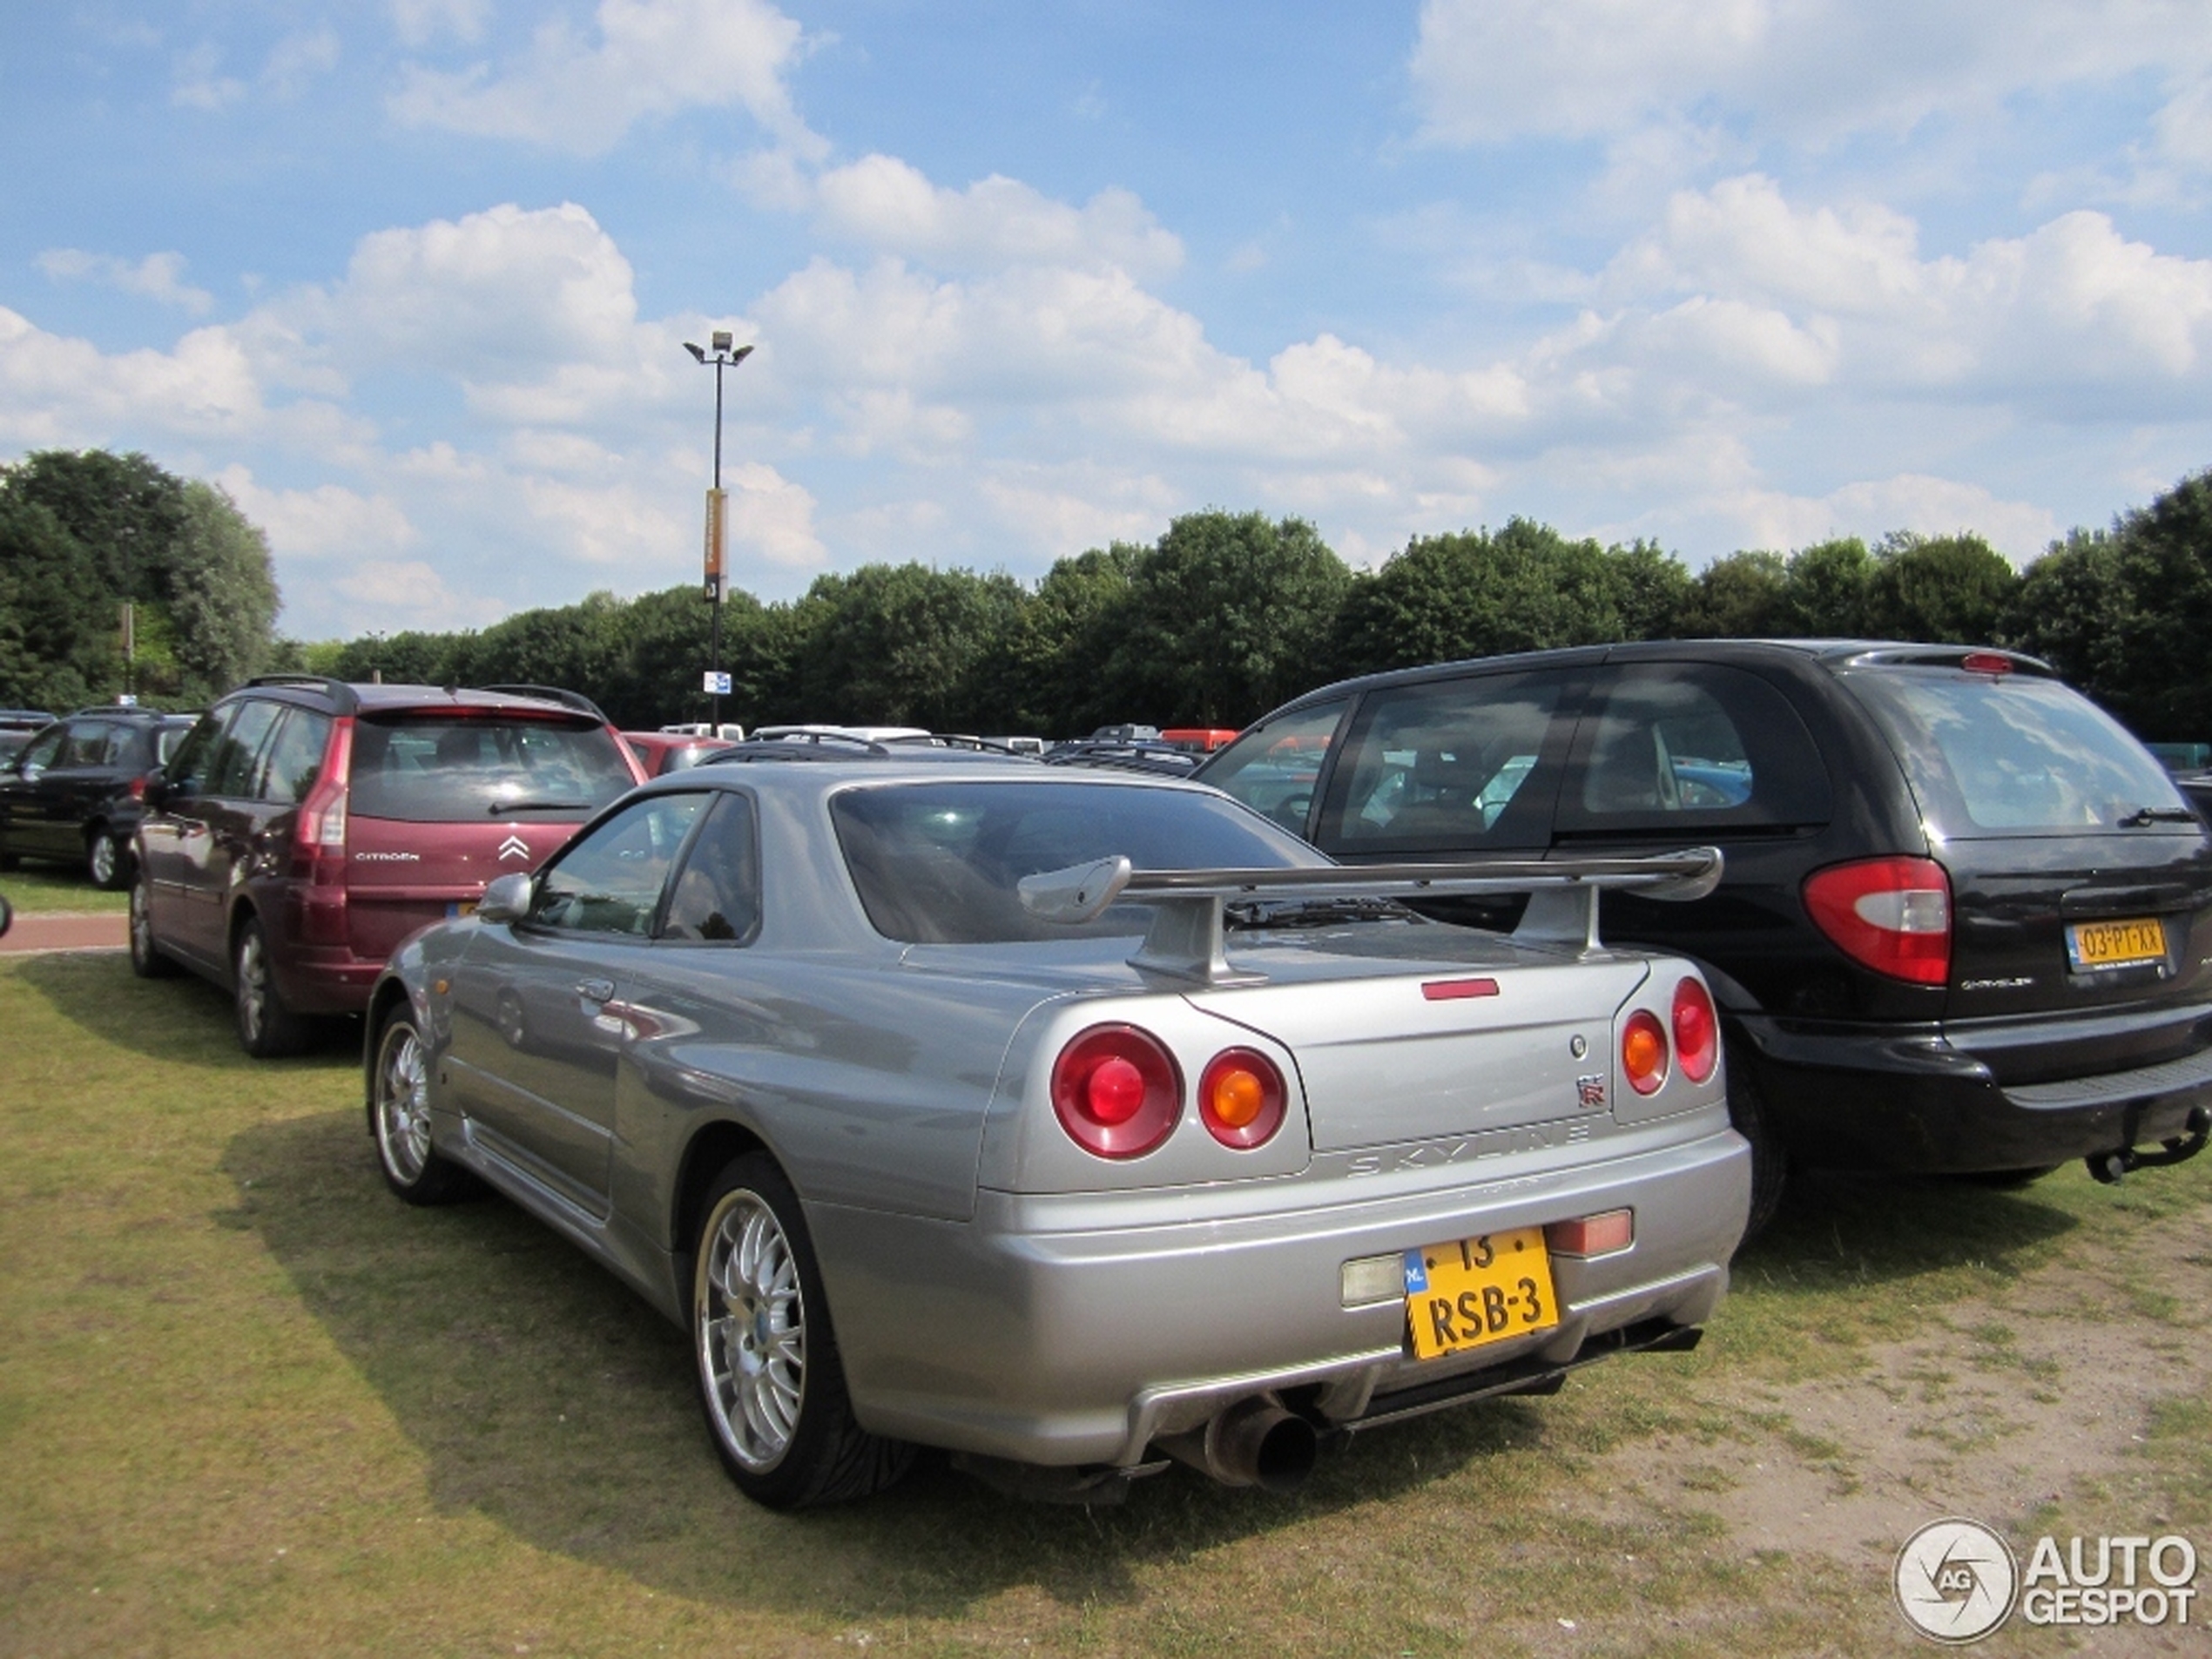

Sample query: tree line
[7,446,2212,741]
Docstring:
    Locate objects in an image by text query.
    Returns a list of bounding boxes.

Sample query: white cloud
[212,466,418,562]
[811,155,1183,278]
[388,0,825,158]
[1721,474,2063,563]
[37,249,215,315]
[172,43,246,111]
[264,29,341,98]
[334,559,506,628]
[1411,0,2212,152]
[391,0,491,48]
[0,309,266,448]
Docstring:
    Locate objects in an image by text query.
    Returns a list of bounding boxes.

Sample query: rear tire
[1726,1049,1788,1242]
[233,915,310,1058]
[129,874,180,979]
[370,1004,478,1204]
[85,825,127,890]
[692,1153,913,1508]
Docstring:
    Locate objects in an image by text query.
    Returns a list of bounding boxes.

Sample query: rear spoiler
[1017,847,1724,986]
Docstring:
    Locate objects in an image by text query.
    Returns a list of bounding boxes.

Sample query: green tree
[0,497,112,710]
[1104,512,1351,727]
[168,481,282,698]
[3,449,186,603]
[1676,550,1791,637]
[793,563,1029,730]
[1864,532,2019,643]
[2070,469,2212,737]
[1782,537,1873,636]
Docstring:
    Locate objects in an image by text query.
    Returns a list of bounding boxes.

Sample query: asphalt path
[0,911,128,954]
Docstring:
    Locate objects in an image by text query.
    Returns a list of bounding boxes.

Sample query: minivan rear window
[350,715,637,824]
[1841,669,2188,838]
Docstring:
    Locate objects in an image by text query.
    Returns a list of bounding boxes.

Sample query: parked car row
[0,705,198,887]
[63,637,2212,1516]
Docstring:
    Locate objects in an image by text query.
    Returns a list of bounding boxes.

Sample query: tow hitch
[2087,1107,2210,1184]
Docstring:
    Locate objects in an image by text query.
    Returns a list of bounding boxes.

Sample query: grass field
[1,864,132,915]
[2,951,2208,1656]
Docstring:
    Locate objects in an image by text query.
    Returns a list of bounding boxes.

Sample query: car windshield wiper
[2119,806,2201,826]
[489,799,591,813]
[1224,896,1417,930]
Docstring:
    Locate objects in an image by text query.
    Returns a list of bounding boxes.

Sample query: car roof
[1248,637,2058,715]
[223,675,607,721]
[638,755,1204,802]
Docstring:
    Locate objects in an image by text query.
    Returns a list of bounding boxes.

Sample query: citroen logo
[496,835,531,862]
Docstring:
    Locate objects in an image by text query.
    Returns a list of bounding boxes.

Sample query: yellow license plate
[447,900,478,919]
[1404,1226,1559,1360]
[2066,916,2166,971]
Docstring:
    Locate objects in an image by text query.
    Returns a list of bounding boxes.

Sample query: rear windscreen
[832,779,1322,943]
[349,716,637,823]
[1840,669,2188,838]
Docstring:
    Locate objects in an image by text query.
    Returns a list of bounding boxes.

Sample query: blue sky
[3,2,2209,640]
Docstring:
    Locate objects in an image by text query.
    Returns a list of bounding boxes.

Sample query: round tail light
[1198,1049,1287,1149]
[1671,977,1718,1084]
[1622,1008,1669,1096]
[1051,1025,1182,1158]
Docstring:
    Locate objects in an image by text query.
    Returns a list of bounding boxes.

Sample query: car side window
[57,721,118,768]
[206,701,283,799]
[255,710,333,806]
[659,793,760,943]
[1556,664,1831,832]
[14,727,64,773]
[1317,671,1575,853]
[1200,700,1348,837]
[162,711,230,795]
[531,793,709,936]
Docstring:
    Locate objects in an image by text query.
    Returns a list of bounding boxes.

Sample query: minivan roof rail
[245,673,362,711]
[475,684,610,722]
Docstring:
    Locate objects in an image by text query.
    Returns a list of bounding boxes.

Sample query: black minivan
[1199,641,2212,1231]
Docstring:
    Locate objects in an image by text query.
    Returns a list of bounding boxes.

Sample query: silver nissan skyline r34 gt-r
[363,758,1752,1507]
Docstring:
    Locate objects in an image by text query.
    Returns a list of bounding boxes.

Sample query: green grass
[1,861,132,914]
[2,951,2208,1657]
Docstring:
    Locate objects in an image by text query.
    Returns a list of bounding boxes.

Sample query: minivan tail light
[1622,1008,1669,1096]
[1671,977,1718,1084]
[1802,856,1951,986]
[1051,1025,1182,1159]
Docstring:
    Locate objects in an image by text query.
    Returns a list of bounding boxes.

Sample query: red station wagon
[131,676,647,1055]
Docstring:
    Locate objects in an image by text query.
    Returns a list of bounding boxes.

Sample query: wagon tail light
[1052,1025,1182,1159]
[1621,1008,1669,1096]
[291,718,354,943]
[1802,856,1951,986]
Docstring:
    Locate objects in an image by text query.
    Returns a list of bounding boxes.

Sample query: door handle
[576,978,616,1004]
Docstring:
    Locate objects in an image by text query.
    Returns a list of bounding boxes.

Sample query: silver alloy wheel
[696,1187,807,1472]
[87,833,117,887]
[236,927,271,1045]
[130,880,152,960]
[374,1019,433,1184]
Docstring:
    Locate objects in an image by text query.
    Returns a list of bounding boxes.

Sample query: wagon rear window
[832,780,1322,944]
[349,715,637,824]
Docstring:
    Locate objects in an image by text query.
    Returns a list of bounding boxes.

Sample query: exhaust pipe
[1157,1396,1318,1492]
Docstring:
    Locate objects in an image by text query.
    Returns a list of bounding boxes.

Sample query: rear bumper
[1738,1015,2212,1172]
[806,1115,1749,1467]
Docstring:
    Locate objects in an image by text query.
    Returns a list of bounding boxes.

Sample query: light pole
[684,328,754,732]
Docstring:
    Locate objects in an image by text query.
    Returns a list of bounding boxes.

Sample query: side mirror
[477,872,533,924]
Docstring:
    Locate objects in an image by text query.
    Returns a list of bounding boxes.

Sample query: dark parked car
[1201,641,2212,1231]
[0,707,198,887]
[131,676,647,1056]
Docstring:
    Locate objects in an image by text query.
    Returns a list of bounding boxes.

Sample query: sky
[3,2,2210,642]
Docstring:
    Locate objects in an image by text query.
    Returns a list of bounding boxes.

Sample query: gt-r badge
[497,835,532,861]
[1576,1074,1607,1109]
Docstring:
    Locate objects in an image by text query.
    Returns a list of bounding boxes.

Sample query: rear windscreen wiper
[2119,806,2202,826]
[490,799,590,813]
